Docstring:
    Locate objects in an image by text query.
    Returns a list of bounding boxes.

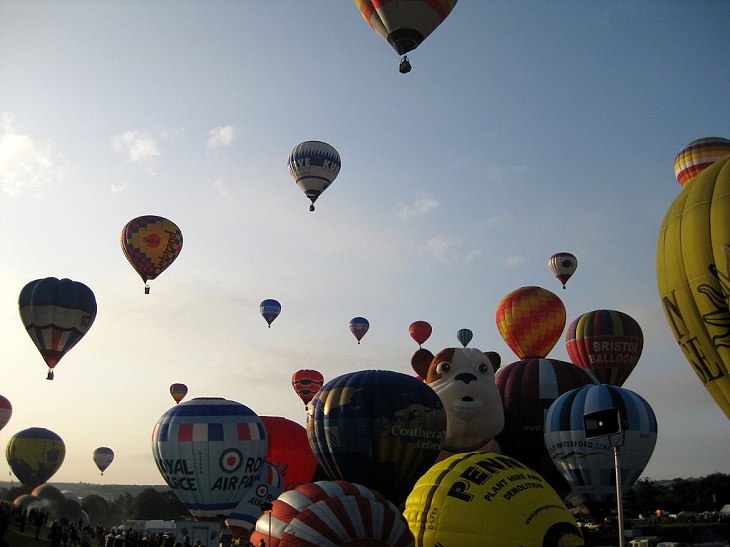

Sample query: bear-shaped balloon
[412,347,504,461]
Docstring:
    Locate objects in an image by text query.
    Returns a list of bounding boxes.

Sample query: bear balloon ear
[412,348,434,379]
[485,351,501,373]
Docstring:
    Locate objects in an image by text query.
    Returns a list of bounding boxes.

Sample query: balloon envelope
[544,384,658,515]
[259,299,281,327]
[495,358,598,496]
[0,395,12,431]
[404,452,583,547]
[93,447,114,475]
[18,277,97,376]
[250,480,413,547]
[565,309,644,386]
[225,461,283,538]
[409,320,432,347]
[291,369,324,407]
[496,286,566,359]
[657,155,730,419]
[307,369,446,506]
[121,215,183,292]
[456,328,473,347]
[349,316,370,343]
[151,397,268,519]
[287,141,341,211]
[673,136,730,187]
[170,383,188,404]
[6,427,66,488]
[548,252,578,289]
[259,416,317,492]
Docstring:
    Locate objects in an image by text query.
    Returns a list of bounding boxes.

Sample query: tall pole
[614,444,625,547]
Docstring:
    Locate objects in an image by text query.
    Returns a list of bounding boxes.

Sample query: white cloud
[505,255,526,267]
[396,196,440,221]
[110,182,127,193]
[111,130,160,163]
[424,236,460,261]
[207,125,236,149]
[0,114,64,196]
[212,178,230,197]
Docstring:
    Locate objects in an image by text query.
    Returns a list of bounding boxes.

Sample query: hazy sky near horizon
[1,1,729,489]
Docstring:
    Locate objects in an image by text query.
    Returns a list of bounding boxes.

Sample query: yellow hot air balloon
[657,153,730,419]
[404,452,583,546]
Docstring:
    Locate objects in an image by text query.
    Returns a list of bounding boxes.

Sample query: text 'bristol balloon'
[404,452,583,547]
[151,397,268,519]
[121,215,183,294]
[657,153,730,419]
[19,277,97,380]
[6,427,66,488]
[287,141,341,212]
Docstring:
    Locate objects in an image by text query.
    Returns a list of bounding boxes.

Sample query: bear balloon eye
[435,361,452,374]
[477,362,491,374]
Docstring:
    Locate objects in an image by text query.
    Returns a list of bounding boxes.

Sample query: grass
[2,525,46,547]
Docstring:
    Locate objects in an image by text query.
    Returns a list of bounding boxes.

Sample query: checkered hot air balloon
[121,215,183,294]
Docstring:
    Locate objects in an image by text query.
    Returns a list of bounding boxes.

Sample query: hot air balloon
[291,369,324,408]
[548,252,578,289]
[259,416,317,492]
[349,316,370,343]
[249,480,414,547]
[355,0,459,74]
[19,277,97,380]
[0,395,12,431]
[121,215,183,294]
[657,151,730,419]
[259,299,281,328]
[169,383,188,404]
[544,384,658,518]
[496,286,566,360]
[456,328,473,347]
[6,427,66,488]
[404,452,583,547]
[565,309,644,386]
[495,358,598,497]
[151,397,268,519]
[225,462,284,539]
[307,369,446,506]
[673,136,730,187]
[409,320,432,347]
[93,447,114,475]
[287,141,341,212]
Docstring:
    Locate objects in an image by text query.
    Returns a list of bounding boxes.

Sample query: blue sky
[1,1,728,487]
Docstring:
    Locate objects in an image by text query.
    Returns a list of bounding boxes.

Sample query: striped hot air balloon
[673,136,730,187]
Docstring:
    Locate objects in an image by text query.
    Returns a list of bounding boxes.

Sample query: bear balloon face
[413,347,504,454]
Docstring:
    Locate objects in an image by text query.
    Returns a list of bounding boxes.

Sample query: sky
[0,1,729,489]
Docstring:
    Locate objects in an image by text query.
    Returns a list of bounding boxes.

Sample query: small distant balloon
[259,299,281,328]
[409,320,432,347]
[291,369,324,407]
[673,136,730,187]
[548,252,578,289]
[456,328,473,347]
[169,383,188,404]
[93,447,114,475]
[0,395,12,431]
[349,316,370,344]
[287,141,341,211]
[121,215,183,294]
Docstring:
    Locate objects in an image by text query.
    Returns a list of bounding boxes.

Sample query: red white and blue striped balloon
[151,397,268,519]
[544,384,657,513]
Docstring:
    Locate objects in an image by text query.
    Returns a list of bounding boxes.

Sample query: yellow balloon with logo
[403,452,583,546]
[657,152,730,420]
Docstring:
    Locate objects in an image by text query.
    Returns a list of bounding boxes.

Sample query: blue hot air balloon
[259,299,281,328]
[349,316,369,344]
[287,141,341,212]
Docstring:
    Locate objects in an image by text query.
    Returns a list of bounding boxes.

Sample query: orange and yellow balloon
[673,137,730,187]
[121,215,183,294]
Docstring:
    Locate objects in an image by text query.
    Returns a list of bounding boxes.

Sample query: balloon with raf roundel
[6,427,66,488]
[121,215,183,294]
[151,397,268,519]
[259,415,317,492]
[404,452,583,547]
[544,384,658,518]
[169,383,188,404]
[249,480,413,547]
[225,461,283,539]
[565,309,644,386]
[409,320,432,347]
[307,369,446,506]
[657,149,730,419]
[259,299,281,328]
[291,369,324,408]
[355,0,460,74]
[287,141,341,212]
[349,316,370,344]
[93,447,114,475]
[19,277,97,380]
[496,286,566,360]
[548,252,578,289]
